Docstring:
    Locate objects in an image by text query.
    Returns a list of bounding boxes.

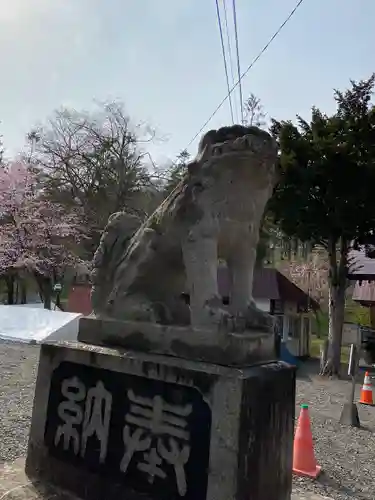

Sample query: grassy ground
[310,301,371,365]
[310,335,350,364]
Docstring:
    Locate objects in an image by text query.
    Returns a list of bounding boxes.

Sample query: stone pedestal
[25,340,296,500]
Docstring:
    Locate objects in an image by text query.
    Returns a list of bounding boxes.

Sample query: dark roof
[348,247,375,280]
[217,266,319,310]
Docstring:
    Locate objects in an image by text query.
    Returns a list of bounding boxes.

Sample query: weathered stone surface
[77,316,277,366]
[91,125,278,332]
[26,340,296,500]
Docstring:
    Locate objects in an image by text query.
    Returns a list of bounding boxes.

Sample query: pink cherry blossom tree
[0,161,85,308]
[279,250,329,305]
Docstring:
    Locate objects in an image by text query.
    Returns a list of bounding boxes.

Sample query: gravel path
[293,364,375,500]
[0,342,374,500]
[0,342,39,464]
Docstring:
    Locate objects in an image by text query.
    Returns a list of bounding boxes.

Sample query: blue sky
[1,0,374,167]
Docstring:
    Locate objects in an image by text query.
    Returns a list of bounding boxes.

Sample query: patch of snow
[0,305,82,344]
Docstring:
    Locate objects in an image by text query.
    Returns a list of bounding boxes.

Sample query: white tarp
[0,304,82,344]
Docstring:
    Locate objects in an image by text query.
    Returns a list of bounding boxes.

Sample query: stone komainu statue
[91,125,278,331]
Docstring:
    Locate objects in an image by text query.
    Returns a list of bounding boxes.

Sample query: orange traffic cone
[293,404,321,478]
[359,372,374,405]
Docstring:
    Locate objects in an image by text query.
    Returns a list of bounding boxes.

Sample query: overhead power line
[232,0,244,123]
[184,0,306,150]
[215,0,235,124]
[222,0,239,122]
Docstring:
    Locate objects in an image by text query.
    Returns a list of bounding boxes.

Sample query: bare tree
[27,101,160,256]
[243,93,266,127]
[278,248,329,305]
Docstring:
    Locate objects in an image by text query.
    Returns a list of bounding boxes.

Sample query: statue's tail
[91,212,142,316]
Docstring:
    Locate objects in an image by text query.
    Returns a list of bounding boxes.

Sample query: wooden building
[349,246,375,328]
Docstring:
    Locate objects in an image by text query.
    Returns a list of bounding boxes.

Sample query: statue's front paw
[243,303,274,333]
[229,304,274,333]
